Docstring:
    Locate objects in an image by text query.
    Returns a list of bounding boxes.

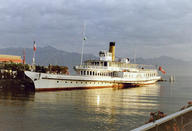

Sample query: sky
[0,0,192,60]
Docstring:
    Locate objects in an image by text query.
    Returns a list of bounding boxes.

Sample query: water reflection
[33,84,160,113]
[1,81,190,131]
[32,84,161,130]
[0,89,35,101]
[96,95,100,106]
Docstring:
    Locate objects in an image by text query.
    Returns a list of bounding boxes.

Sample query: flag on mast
[33,41,36,52]
[159,66,166,74]
[32,41,36,67]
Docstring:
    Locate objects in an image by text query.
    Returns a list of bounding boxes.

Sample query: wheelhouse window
[101,62,103,66]
[104,62,108,67]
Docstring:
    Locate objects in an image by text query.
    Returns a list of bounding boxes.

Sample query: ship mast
[80,22,86,65]
[32,41,36,71]
[134,48,136,64]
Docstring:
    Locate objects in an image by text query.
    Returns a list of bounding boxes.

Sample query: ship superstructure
[25,42,161,91]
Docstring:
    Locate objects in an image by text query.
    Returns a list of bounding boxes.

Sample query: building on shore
[0,54,23,79]
[0,54,22,64]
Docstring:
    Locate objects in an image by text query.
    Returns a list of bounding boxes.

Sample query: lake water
[0,76,191,131]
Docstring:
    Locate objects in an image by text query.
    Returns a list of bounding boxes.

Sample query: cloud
[0,0,192,60]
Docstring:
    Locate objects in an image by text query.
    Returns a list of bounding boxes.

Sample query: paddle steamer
[25,42,161,91]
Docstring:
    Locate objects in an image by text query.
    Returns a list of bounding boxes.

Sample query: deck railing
[75,65,157,71]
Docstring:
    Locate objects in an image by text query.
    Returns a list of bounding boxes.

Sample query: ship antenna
[80,22,86,65]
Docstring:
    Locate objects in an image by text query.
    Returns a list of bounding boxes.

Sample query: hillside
[0,46,191,76]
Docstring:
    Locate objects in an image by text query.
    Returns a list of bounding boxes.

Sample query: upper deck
[74,59,157,73]
[74,42,159,77]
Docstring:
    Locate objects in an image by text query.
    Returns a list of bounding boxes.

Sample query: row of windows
[122,73,157,78]
[89,61,108,66]
[56,80,111,84]
[144,73,157,77]
[79,70,157,78]
[80,70,113,76]
[86,61,136,68]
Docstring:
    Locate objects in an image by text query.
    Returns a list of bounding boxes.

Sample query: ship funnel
[109,42,115,61]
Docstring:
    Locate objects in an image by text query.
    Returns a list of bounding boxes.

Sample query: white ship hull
[25,71,161,91]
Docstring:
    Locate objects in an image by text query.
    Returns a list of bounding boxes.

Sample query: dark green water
[0,76,191,131]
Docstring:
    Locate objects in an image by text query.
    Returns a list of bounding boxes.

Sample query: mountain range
[0,46,191,76]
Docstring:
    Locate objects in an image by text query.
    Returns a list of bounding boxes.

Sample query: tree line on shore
[0,63,29,79]
[36,64,69,74]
